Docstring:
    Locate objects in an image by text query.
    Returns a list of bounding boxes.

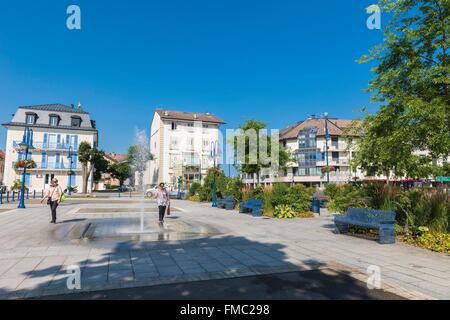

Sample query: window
[71,116,82,127]
[187,123,194,127]
[171,122,177,130]
[49,115,59,127]
[26,114,36,125]
[203,124,209,128]
[170,138,179,150]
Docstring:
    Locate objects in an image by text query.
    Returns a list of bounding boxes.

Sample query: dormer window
[71,116,82,127]
[49,115,60,127]
[25,113,37,125]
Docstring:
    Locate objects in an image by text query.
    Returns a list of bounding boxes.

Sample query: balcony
[183,158,201,167]
[13,141,77,152]
[13,161,81,172]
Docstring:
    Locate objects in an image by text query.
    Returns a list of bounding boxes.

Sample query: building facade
[95,152,128,190]
[147,109,225,189]
[0,150,5,185]
[242,117,363,188]
[2,104,98,192]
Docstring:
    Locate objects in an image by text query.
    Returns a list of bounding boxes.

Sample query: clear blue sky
[0,0,383,153]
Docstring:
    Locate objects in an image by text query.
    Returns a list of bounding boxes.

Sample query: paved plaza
[0,196,449,300]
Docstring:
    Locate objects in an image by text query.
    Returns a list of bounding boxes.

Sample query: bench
[334,208,396,244]
[217,196,235,210]
[239,198,263,217]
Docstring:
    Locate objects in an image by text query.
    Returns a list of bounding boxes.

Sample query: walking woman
[41,178,63,224]
[156,183,170,224]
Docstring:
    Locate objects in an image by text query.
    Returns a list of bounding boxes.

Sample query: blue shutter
[24,174,31,187]
[43,133,48,148]
[55,153,61,169]
[72,154,78,169]
[66,135,70,148]
[57,134,61,148]
[18,152,24,161]
[26,152,32,160]
[73,135,79,150]
[41,153,47,169]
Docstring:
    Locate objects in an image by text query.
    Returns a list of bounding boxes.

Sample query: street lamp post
[210,141,218,208]
[67,146,73,196]
[18,127,34,209]
[324,112,330,184]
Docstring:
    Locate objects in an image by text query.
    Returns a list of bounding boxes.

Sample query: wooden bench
[239,198,263,217]
[334,208,396,244]
[217,196,234,210]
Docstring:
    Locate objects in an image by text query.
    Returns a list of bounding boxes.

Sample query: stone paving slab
[0,199,448,299]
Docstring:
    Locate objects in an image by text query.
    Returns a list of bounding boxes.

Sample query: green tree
[108,162,132,187]
[230,120,292,185]
[355,0,450,179]
[198,167,228,202]
[78,142,107,194]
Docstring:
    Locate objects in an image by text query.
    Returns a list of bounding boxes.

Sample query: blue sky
[0,0,383,153]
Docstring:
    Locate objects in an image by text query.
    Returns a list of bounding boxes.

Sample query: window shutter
[43,133,48,148]
[56,153,61,169]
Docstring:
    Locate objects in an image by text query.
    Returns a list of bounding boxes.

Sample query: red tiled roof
[155,109,225,124]
[280,118,357,140]
[105,153,128,163]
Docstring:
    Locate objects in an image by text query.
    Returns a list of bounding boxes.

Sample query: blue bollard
[6,192,9,203]
[311,198,321,215]
[0,192,2,205]
[12,192,15,202]
[33,190,36,199]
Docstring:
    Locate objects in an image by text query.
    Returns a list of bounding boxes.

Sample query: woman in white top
[156,183,170,224]
[41,178,63,224]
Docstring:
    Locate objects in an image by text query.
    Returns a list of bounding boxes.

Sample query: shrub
[410,191,449,233]
[327,184,368,213]
[407,227,450,254]
[274,205,298,219]
[268,183,313,213]
[189,182,201,197]
[224,177,244,202]
[324,183,338,199]
[187,195,200,202]
[198,168,228,202]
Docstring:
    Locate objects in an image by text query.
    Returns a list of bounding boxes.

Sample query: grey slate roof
[18,104,88,114]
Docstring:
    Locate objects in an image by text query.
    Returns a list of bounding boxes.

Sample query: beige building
[242,116,363,188]
[95,153,128,190]
[2,104,98,192]
[147,109,225,189]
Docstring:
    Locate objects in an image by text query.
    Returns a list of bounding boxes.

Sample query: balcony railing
[13,141,78,151]
[13,161,80,171]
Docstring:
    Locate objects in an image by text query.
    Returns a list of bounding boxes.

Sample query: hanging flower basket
[321,166,336,174]
[15,159,37,170]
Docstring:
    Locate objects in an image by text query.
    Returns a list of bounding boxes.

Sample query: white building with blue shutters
[2,104,98,192]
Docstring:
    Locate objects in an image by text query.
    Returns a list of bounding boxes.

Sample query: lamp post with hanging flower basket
[17,127,35,209]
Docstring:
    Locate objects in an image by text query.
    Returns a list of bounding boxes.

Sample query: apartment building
[242,116,362,188]
[147,109,225,188]
[2,104,98,192]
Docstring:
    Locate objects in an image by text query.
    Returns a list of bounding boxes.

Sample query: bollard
[118,190,121,198]
[26,190,29,200]
[12,192,15,202]
[129,190,132,198]
[42,190,44,198]
[0,192,2,205]
[33,190,36,199]
[6,192,9,203]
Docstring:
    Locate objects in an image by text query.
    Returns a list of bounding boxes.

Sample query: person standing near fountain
[41,178,63,224]
[156,183,170,224]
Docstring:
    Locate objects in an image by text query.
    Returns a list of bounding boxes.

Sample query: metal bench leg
[379,226,396,244]
[336,223,349,234]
